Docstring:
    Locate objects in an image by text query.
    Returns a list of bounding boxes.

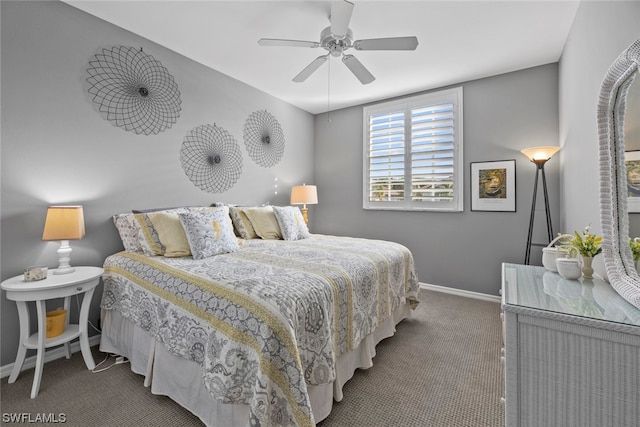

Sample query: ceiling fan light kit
[258,0,418,85]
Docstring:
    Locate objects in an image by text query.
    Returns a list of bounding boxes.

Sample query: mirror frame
[598,37,640,309]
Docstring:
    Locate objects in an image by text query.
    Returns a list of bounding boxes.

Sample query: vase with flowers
[559,225,602,279]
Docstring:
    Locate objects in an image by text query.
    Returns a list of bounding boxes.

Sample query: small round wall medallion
[85,46,182,135]
[243,110,285,167]
[180,124,243,193]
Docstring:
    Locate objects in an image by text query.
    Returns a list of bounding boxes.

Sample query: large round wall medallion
[180,124,243,193]
[85,46,182,135]
[243,110,285,167]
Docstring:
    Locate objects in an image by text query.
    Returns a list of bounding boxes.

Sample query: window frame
[362,87,464,212]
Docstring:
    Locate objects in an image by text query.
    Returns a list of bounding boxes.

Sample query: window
[363,87,463,211]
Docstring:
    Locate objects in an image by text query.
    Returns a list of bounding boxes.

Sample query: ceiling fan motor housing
[320,26,353,56]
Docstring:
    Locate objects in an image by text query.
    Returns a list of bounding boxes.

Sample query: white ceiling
[64,0,580,114]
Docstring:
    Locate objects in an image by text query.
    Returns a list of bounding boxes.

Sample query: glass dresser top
[502,263,640,328]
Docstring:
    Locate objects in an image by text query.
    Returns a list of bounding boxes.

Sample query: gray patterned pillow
[272,206,310,241]
[112,213,143,252]
[229,206,258,239]
[178,209,239,259]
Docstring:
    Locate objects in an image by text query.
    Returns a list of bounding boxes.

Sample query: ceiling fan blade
[342,54,375,85]
[330,0,354,38]
[354,36,419,51]
[258,38,320,48]
[293,55,329,82]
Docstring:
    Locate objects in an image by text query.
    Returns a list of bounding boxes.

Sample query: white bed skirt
[100,304,411,426]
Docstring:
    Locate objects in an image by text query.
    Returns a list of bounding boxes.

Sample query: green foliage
[559,225,602,258]
[630,238,640,261]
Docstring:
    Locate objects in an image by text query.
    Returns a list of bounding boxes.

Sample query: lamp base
[54,240,75,275]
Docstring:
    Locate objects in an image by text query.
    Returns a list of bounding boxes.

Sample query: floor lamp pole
[524,160,553,265]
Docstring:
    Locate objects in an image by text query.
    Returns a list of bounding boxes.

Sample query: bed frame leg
[144,340,155,388]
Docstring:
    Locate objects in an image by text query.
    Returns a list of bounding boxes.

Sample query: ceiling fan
[257,0,419,85]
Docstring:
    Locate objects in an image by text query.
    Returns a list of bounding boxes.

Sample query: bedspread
[101,235,419,426]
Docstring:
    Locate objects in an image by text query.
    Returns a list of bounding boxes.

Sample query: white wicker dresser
[501,263,640,427]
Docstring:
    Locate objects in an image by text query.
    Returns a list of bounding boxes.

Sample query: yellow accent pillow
[243,206,282,240]
[147,211,191,257]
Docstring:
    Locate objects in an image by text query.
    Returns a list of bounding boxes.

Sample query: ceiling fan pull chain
[327,56,331,122]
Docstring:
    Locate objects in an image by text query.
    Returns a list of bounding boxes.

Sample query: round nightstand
[1,266,103,398]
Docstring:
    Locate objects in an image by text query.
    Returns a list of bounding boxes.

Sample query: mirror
[625,72,640,236]
[598,37,640,309]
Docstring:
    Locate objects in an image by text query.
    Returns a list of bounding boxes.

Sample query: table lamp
[291,184,318,225]
[521,146,560,264]
[42,205,85,274]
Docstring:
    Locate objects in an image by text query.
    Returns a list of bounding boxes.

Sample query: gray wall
[0,1,315,366]
[559,1,640,239]
[313,64,560,295]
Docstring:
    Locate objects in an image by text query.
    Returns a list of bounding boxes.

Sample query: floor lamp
[521,146,560,265]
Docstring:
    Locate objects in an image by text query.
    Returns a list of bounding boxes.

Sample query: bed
[99,206,420,426]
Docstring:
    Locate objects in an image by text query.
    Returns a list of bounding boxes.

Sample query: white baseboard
[0,334,101,379]
[419,282,501,303]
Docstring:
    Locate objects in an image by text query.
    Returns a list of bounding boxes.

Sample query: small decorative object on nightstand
[1,266,103,398]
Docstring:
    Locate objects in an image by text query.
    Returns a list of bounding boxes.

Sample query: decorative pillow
[272,206,310,241]
[229,207,258,239]
[112,213,143,252]
[134,206,220,256]
[133,214,163,256]
[146,211,191,257]
[179,209,239,260]
[134,207,192,256]
[243,206,282,240]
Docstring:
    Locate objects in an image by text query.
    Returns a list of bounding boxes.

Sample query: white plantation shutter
[364,87,463,211]
[368,110,405,201]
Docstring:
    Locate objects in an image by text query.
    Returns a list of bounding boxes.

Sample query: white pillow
[272,206,310,241]
[179,209,239,259]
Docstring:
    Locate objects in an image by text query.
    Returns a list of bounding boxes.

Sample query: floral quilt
[101,235,419,427]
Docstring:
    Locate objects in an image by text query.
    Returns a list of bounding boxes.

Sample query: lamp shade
[42,206,85,241]
[520,146,561,162]
[291,184,318,205]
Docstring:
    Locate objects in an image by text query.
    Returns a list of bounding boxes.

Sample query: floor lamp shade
[520,146,561,163]
[291,184,318,224]
[521,147,560,264]
[42,206,85,274]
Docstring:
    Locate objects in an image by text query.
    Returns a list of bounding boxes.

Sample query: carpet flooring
[0,289,505,426]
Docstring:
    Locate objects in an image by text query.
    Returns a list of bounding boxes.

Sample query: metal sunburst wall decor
[243,110,285,167]
[85,46,182,135]
[180,124,243,193]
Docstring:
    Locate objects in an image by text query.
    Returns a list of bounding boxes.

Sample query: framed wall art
[470,159,516,212]
[625,150,640,213]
